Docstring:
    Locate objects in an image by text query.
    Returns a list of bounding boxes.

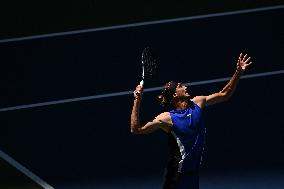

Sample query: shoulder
[191,96,206,109]
[154,112,173,132]
[155,112,171,121]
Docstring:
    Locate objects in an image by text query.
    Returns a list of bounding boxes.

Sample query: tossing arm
[193,52,252,107]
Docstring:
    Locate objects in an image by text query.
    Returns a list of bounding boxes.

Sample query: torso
[162,101,206,188]
[158,99,204,133]
[168,101,206,172]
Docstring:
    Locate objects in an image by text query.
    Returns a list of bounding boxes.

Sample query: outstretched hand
[237,53,252,74]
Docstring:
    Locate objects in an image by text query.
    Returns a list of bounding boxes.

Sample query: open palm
[237,53,252,74]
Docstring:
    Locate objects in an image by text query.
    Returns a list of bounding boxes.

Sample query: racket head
[141,47,158,79]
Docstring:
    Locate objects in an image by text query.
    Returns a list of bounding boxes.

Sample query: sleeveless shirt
[169,102,206,173]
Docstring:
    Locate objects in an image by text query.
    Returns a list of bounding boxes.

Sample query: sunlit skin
[131,52,252,134]
[130,52,252,189]
[172,83,191,110]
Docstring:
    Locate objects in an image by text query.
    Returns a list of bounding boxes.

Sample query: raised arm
[193,53,252,108]
[130,85,171,134]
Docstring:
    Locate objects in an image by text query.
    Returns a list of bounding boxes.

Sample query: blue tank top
[169,102,206,173]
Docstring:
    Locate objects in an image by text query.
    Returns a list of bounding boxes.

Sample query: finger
[138,86,144,92]
[244,62,252,69]
[247,62,253,66]
[136,85,144,92]
[135,90,143,97]
[134,88,142,94]
[244,57,251,64]
[239,53,242,61]
[237,53,242,65]
[243,53,247,60]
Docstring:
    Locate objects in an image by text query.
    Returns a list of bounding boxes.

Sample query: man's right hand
[134,85,143,100]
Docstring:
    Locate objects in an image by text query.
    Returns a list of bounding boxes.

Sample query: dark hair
[158,81,178,109]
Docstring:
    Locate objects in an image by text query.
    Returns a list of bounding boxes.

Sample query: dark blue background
[0,8,283,188]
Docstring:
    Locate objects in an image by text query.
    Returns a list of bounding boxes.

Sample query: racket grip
[139,80,144,87]
[135,80,144,96]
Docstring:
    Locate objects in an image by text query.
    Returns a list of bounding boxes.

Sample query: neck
[174,100,189,110]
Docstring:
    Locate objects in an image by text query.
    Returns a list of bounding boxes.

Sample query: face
[174,83,190,99]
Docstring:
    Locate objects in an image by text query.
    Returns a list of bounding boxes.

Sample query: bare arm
[130,85,171,134]
[193,53,252,108]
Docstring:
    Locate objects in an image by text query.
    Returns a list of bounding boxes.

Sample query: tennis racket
[136,47,158,96]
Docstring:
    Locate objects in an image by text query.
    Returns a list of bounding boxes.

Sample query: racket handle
[136,80,144,96]
[139,80,144,87]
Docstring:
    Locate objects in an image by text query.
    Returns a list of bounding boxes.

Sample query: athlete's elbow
[130,125,140,134]
[131,126,147,135]
[218,92,231,102]
[131,129,142,134]
[130,128,137,134]
[222,92,232,101]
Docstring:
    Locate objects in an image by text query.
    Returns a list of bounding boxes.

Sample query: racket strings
[142,47,158,79]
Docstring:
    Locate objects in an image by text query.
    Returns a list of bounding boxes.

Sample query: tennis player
[130,53,252,189]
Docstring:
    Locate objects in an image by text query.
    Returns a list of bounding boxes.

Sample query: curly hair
[158,81,178,109]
